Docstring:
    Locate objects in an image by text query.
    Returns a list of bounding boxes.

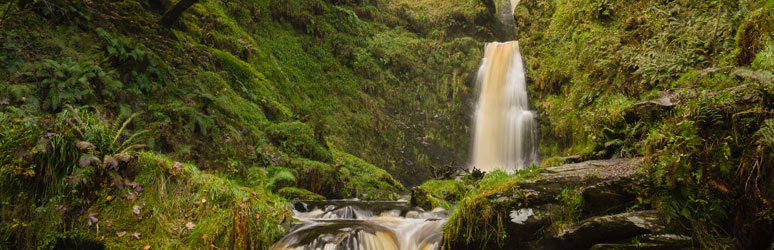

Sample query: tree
[159,0,199,27]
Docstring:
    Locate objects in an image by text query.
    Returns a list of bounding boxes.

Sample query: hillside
[2,0,773,249]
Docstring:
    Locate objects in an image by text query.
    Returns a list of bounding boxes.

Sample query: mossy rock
[266,122,333,162]
[418,179,466,202]
[278,187,325,201]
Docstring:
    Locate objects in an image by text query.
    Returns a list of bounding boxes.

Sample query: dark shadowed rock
[623,91,679,123]
[589,234,692,250]
[410,186,432,210]
[551,210,667,249]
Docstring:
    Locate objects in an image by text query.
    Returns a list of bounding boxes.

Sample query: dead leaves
[160,160,185,176]
[185,222,195,230]
[132,205,142,217]
[117,231,126,237]
[79,154,101,167]
[75,141,96,150]
[87,211,99,227]
[104,155,119,170]
[131,232,141,240]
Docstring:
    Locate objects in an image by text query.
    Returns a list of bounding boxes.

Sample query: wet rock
[293,202,308,212]
[505,204,557,243]
[560,155,582,163]
[552,210,667,249]
[580,174,649,216]
[410,186,432,210]
[624,91,679,123]
[589,234,692,250]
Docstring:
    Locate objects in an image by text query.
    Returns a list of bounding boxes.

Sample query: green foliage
[333,150,406,200]
[267,167,296,191]
[517,0,750,157]
[555,187,583,226]
[540,156,567,168]
[277,187,325,200]
[97,153,292,249]
[418,179,466,203]
[25,58,122,111]
[96,28,166,95]
[443,167,541,249]
[757,119,774,148]
[0,106,150,249]
[266,122,332,162]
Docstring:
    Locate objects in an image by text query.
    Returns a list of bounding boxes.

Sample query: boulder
[551,210,667,249]
[589,234,692,250]
[624,91,680,123]
[580,173,649,216]
[410,186,432,210]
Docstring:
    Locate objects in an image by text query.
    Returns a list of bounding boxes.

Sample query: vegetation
[2,0,773,249]
[443,167,541,249]
[0,0,491,248]
[445,0,773,249]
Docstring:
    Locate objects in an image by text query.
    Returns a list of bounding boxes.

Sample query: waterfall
[271,200,448,250]
[471,41,538,172]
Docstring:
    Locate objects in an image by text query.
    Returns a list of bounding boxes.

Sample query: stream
[271,200,449,250]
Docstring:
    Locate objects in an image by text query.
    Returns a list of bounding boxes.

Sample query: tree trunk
[159,0,199,27]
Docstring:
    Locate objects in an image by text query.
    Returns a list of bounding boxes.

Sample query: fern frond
[756,119,774,148]
[118,129,149,153]
[111,112,143,149]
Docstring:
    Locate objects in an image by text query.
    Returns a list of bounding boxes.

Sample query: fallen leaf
[75,141,95,150]
[79,155,101,167]
[201,199,206,204]
[173,161,183,171]
[115,153,131,162]
[186,222,195,230]
[124,180,139,188]
[143,245,150,250]
[117,231,126,237]
[106,195,113,201]
[132,205,141,216]
[131,232,141,240]
[104,156,119,170]
[88,211,99,226]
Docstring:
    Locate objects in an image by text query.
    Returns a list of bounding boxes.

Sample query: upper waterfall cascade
[471,0,538,172]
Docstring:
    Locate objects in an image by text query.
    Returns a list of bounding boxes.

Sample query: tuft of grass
[443,167,541,249]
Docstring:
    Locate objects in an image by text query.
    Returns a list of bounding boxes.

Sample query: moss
[540,156,567,168]
[334,150,406,201]
[412,179,467,210]
[93,152,292,250]
[278,187,325,201]
[443,168,541,249]
[265,121,333,163]
[734,1,774,66]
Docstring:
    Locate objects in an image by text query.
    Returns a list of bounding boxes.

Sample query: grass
[94,152,292,249]
[443,167,541,249]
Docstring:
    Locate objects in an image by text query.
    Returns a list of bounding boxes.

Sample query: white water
[272,201,447,250]
[471,41,538,172]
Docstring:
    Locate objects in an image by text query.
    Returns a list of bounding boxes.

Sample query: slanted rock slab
[552,210,667,249]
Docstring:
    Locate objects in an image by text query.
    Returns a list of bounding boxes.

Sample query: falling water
[272,200,448,250]
[471,41,538,172]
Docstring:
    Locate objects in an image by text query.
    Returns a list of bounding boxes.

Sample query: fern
[757,119,774,149]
